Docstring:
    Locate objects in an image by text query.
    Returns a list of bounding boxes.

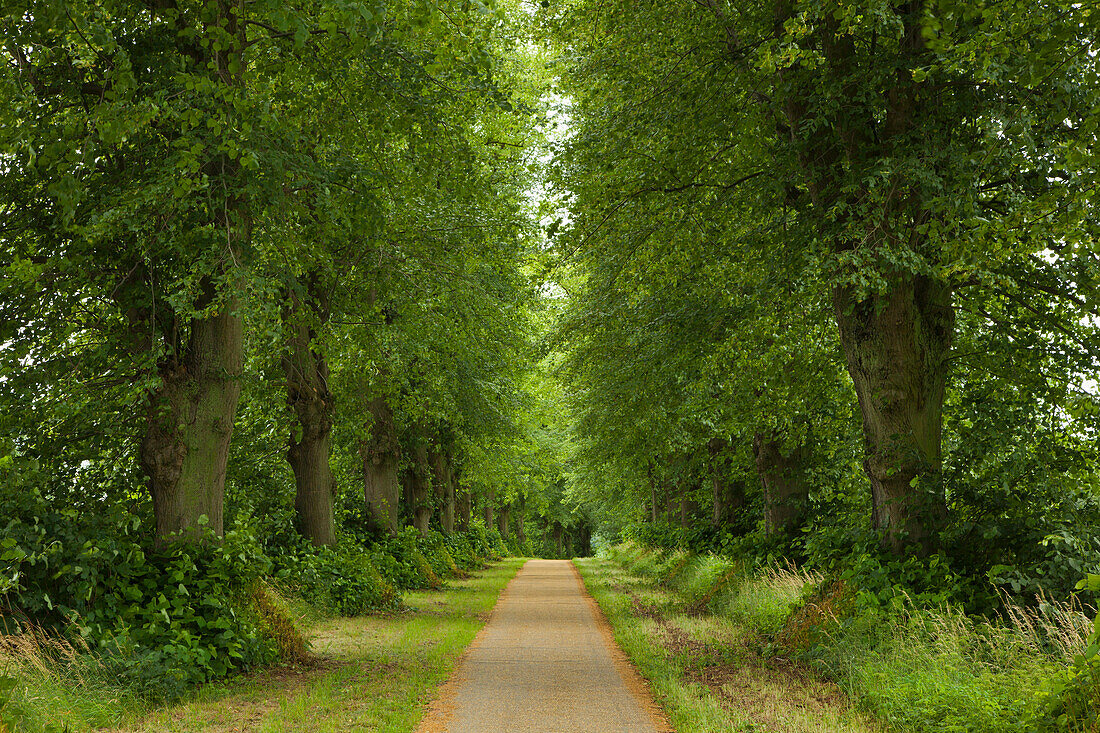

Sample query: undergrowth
[1,508,509,732]
[604,541,1100,733]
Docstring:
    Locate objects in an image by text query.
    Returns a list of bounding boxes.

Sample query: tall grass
[603,544,1098,733]
[0,620,137,732]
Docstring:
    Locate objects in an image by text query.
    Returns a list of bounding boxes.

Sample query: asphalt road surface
[416,559,669,733]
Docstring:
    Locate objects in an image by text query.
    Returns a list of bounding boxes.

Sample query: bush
[417,531,462,579]
[277,542,399,616]
[0,457,294,700]
[372,529,442,590]
[443,533,484,571]
[610,541,1096,733]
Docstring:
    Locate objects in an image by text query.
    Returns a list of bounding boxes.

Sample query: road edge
[570,560,675,733]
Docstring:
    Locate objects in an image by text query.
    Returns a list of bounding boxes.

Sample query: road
[416,559,669,733]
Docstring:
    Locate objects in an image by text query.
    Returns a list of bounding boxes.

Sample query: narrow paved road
[417,559,668,733]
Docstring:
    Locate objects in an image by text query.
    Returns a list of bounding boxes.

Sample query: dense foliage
[540,0,1100,599]
[2,0,1099,728]
[0,0,584,715]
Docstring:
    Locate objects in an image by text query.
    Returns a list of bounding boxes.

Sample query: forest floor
[103,558,525,733]
[574,557,881,733]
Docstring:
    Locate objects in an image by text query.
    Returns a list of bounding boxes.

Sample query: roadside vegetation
[581,544,1099,733]
[1,554,523,733]
[1,0,580,726]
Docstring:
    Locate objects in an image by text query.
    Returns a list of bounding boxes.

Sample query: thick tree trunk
[405,441,433,536]
[140,3,248,543]
[283,284,335,547]
[834,277,952,554]
[680,491,698,529]
[429,443,453,533]
[142,300,243,540]
[497,503,510,538]
[361,397,401,534]
[577,525,592,557]
[778,4,948,555]
[482,487,495,529]
[752,432,810,537]
[552,522,563,557]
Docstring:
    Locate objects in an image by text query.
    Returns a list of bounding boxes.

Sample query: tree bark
[139,0,248,543]
[577,524,592,557]
[361,396,401,534]
[515,495,526,545]
[834,277,952,553]
[679,490,698,530]
[405,440,433,536]
[752,432,810,537]
[777,3,950,555]
[429,442,452,533]
[482,486,495,529]
[282,281,335,546]
[142,298,243,540]
[497,503,510,538]
[442,455,457,534]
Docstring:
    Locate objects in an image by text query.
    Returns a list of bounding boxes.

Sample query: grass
[586,542,1098,733]
[0,558,525,733]
[575,554,879,733]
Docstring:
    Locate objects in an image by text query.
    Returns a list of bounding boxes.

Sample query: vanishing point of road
[416,559,670,733]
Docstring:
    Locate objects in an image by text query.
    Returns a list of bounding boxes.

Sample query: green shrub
[417,531,462,579]
[610,541,1093,733]
[277,543,399,615]
[443,533,484,571]
[464,523,506,560]
[372,529,442,589]
[0,457,296,700]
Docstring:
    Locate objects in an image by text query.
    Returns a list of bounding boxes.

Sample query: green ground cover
[1,559,524,733]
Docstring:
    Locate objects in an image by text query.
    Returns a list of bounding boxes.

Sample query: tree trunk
[552,522,563,557]
[752,432,810,537]
[139,2,248,543]
[482,486,495,529]
[442,458,457,534]
[578,525,592,557]
[834,277,952,554]
[361,396,400,534]
[282,282,335,547]
[515,495,526,545]
[142,299,243,541]
[680,491,698,530]
[405,440,433,536]
[778,5,949,555]
[429,442,454,534]
[497,503,510,537]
